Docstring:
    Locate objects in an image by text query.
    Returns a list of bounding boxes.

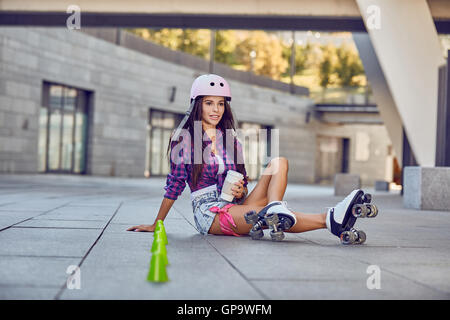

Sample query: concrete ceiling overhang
[1,0,449,32]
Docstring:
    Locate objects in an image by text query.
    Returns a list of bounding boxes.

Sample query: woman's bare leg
[208,204,327,235]
[208,156,326,236]
[242,157,289,207]
[265,156,289,203]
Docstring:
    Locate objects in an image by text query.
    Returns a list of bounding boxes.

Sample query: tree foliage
[236,31,288,79]
[127,28,210,58]
[127,28,366,88]
[318,45,336,88]
[334,44,365,87]
[214,30,239,65]
[281,42,309,76]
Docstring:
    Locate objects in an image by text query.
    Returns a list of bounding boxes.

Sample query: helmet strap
[171,99,196,144]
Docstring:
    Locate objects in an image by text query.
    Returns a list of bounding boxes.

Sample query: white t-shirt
[215,153,225,177]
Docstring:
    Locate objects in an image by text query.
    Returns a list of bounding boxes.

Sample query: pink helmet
[171,74,235,143]
[190,74,231,101]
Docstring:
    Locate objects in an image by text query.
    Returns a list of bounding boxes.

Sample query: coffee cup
[220,170,244,202]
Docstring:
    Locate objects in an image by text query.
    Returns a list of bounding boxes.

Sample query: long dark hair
[166,96,246,189]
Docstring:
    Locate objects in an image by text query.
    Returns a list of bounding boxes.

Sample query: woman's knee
[268,156,289,173]
[209,204,265,235]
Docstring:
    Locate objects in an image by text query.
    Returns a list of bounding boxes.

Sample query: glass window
[151,111,163,126]
[74,91,88,174]
[151,128,162,175]
[161,129,172,174]
[239,122,272,180]
[64,88,77,112]
[38,106,48,172]
[74,111,87,173]
[61,111,74,171]
[49,85,63,109]
[48,108,62,171]
[162,113,175,128]
[148,109,184,177]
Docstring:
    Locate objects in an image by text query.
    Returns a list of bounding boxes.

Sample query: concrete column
[356,0,445,166]
[352,32,403,164]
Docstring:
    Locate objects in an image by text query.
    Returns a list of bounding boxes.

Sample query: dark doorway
[341,138,350,173]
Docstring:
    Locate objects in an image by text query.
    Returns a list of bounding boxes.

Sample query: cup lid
[226,170,243,179]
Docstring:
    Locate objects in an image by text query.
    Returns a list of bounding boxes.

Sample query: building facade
[0,27,392,186]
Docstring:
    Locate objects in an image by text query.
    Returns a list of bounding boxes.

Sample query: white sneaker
[262,200,297,229]
[326,189,363,237]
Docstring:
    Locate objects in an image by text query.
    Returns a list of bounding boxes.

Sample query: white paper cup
[220,170,244,202]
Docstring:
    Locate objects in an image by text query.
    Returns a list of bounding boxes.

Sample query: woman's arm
[128,139,188,232]
[127,197,175,232]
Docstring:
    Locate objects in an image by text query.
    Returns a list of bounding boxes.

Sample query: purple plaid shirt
[163,128,248,200]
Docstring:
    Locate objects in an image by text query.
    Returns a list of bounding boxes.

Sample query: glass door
[74,92,88,174]
[47,85,64,171]
[60,88,76,172]
[39,82,90,174]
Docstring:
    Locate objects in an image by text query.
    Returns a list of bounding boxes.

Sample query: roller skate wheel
[244,210,258,224]
[280,218,292,231]
[249,228,264,240]
[351,205,360,218]
[367,205,378,218]
[352,204,367,218]
[270,230,285,241]
[356,230,366,244]
[340,230,356,245]
[362,193,372,203]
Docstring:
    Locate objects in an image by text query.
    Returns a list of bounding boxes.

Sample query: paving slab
[0,227,102,257]
[111,203,185,225]
[0,200,70,212]
[252,274,446,299]
[0,287,60,300]
[14,219,107,229]
[0,216,26,230]
[32,205,117,221]
[0,209,50,230]
[0,256,80,287]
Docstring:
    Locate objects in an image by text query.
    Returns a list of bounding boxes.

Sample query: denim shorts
[191,185,236,235]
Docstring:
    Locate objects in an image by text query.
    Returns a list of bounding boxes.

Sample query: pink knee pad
[209,204,241,237]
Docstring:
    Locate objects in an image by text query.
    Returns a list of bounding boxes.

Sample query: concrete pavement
[0,174,449,299]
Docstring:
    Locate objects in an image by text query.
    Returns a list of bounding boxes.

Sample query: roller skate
[244,201,297,241]
[326,189,378,245]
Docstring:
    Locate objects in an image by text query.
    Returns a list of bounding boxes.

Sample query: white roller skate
[326,189,378,245]
[244,200,297,241]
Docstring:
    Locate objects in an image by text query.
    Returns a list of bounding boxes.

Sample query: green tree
[319,56,333,88]
[281,43,308,77]
[178,29,210,58]
[127,28,182,50]
[318,45,336,88]
[214,30,239,65]
[236,31,288,79]
[127,28,210,59]
[334,44,365,87]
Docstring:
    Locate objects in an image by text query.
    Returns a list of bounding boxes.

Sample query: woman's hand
[126,224,156,232]
[231,179,246,199]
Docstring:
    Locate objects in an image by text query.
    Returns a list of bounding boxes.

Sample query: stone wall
[315,122,392,186]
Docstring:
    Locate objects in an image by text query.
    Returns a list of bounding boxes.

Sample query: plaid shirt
[163,128,248,200]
